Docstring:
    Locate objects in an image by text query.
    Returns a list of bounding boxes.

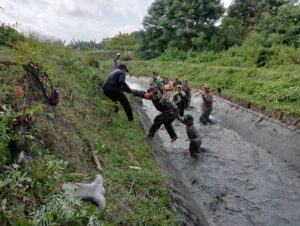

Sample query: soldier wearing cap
[132,89,178,142]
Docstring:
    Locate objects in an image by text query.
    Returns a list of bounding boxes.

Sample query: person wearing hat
[173,85,187,117]
[182,114,202,158]
[147,90,178,142]
[102,64,134,121]
[113,52,121,69]
[199,84,213,125]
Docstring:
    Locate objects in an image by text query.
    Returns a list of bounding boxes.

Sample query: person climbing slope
[133,89,178,142]
[102,64,134,121]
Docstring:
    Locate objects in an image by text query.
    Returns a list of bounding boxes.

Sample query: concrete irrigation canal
[127,76,300,226]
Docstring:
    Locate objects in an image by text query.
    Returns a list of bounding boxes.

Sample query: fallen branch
[129,166,142,170]
[129,179,136,194]
[88,143,102,172]
[0,60,17,67]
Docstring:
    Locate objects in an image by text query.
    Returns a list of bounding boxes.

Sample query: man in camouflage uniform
[133,89,178,142]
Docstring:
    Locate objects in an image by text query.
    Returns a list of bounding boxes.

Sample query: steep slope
[0,27,180,225]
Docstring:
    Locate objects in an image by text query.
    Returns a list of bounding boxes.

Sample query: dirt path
[128,76,300,226]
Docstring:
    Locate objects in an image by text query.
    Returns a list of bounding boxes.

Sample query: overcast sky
[0,0,233,43]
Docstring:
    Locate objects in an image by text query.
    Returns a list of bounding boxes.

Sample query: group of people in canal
[102,53,214,158]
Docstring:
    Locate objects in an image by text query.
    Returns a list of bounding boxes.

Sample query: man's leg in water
[148,113,165,137]
[163,114,177,141]
[200,108,212,124]
[189,142,198,157]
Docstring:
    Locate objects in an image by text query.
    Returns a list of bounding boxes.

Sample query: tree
[257,2,300,47]
[227,0,263,33]
[103,32,138,51]
[138,0,224,58]
[139,0,169,58]
[259,0,290,15]
[222,0,291,47]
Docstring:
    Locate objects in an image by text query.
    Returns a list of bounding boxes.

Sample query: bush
[0,106,12,165]
[0,23,25,47]
[186,50,220,64]
[267,45,300,67]
[159,47,187,61]
[256,48,274,67]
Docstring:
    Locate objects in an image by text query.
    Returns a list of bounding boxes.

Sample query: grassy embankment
[0,32,180,225]
[124,60,300,117]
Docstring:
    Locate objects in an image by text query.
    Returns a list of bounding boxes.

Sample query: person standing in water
[182,80,192,108]
[173,75,182,90]
[133,89,178,142]
[182,114,202,158]
[199,84,213,125]
[173,85,187,117]
[163,77,174,99]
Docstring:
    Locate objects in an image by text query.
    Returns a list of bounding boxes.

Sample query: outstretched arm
[132,90,154,100]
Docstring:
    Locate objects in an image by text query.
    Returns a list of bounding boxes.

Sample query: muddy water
[127,76,300,226]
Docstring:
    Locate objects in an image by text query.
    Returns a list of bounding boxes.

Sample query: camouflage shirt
[152,92,178,115]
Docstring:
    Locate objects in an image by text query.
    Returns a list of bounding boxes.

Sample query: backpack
[24,62,60,106]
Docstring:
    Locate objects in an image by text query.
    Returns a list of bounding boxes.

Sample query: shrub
[158,47,187,61]
[0,23,25,47]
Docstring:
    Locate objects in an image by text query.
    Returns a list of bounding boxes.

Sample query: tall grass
[0,29,180,225]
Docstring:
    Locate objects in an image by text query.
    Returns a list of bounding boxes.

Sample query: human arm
[173,93,179,104]
[132,90,153,100]
[113,59,117,69]
[202,93,213,103]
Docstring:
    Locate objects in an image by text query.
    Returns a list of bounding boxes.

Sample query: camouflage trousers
[149,111,177,139]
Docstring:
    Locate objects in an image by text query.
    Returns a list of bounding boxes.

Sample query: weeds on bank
[0,27,180,225]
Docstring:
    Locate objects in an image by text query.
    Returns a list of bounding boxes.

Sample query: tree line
[68,0,300,61]
[137,0,300,59]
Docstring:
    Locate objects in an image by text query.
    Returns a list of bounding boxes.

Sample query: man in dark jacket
[133,89,178,142]
[102,64,134,121]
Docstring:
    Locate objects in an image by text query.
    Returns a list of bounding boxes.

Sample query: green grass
[124,60,300,117]
[0,32,180,225]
